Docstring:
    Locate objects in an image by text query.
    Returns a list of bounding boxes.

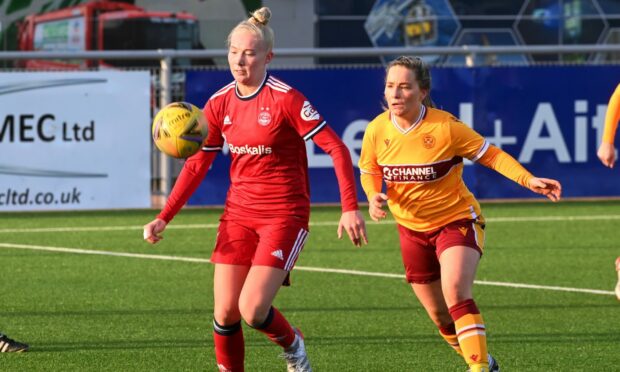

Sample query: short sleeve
[284,89,327,141]
[449,117,489,162]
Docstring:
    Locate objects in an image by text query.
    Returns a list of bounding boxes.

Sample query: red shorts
[211,218,309,272]
[398,218,485,284]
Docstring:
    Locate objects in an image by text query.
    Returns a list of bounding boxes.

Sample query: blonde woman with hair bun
[143,6,367,372]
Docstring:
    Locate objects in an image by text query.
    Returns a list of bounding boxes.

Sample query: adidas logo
[271,249,284,261]
[223,115,232,125]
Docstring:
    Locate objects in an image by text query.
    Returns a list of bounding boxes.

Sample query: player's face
[384,65,428,119]
[228,29,273,90]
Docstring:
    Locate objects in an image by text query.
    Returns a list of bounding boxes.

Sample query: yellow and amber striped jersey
[359,106,489,232]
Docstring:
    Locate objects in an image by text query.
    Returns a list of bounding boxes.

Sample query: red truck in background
[17,0,202,69]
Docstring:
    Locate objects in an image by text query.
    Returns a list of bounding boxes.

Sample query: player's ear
[420,88,429,102]
[265,50,274,64]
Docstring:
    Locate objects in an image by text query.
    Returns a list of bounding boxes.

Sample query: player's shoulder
[425,107,464,127]
[425,107,453,121]
[367,110,391,129]
[265,75,296,96]
[208,81,236,102]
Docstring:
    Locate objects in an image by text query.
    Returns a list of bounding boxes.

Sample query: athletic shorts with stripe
[397,218,485,284]
[211,218,309,272]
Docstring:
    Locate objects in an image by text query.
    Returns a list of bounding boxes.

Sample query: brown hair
[386,56,435,108]
[227,7,275,51]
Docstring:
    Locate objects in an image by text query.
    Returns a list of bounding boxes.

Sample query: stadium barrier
[1,46,620,210]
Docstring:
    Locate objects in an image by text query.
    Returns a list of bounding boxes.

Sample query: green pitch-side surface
[1,201,619,371]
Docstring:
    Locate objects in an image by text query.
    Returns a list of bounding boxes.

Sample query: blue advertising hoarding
[185,66,619,206]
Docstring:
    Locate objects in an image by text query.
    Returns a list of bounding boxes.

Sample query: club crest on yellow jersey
[423,134,436,149]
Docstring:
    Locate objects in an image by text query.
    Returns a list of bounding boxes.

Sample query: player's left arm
[285,90,367,246]
[312,126,368,246]
[477,146,562,202]
[451,119,562,202]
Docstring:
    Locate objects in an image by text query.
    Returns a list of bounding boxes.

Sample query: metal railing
[2,44,620,197]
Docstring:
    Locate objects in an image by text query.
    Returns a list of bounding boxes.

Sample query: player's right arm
[143,145,218,244]
[358,120,388,222]
[598,83,620,168]
[143,100,223,244]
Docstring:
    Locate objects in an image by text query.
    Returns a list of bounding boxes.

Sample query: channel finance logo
[381,157,461,183]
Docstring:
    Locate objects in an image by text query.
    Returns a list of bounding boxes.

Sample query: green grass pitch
[1,200,619,371]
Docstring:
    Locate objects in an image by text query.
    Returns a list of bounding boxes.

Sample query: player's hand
[597,142,616,168]
[143,218,167,244]
[368,193,389,222]
[527,177,562,202]
[337,210,368,247]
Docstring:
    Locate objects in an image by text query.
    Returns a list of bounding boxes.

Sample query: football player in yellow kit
[597,83,620,168]
[596,83,620,301]
[359,56,562,372]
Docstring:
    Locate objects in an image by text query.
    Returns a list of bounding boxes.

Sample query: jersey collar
[235,73,268,101]
[390,104,426,135]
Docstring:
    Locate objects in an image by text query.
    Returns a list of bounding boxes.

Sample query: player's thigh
[238,265,290,323]
[211,219,259,266]
[436,219,485,306]
[211,220,257,323]
[253,221,309,271]
[436,218,485,257]
[213,263,251,324]
[398,224,441,284]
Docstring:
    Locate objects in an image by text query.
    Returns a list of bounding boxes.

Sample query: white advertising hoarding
[0,71,151,211]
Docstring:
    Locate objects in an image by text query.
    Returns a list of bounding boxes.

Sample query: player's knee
[213,307,242,326]
[442,285,472,307]
[239,302,271,328]
[426,307,452,326]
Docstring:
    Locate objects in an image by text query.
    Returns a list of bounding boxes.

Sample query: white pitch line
[1,214,620,234]
[0,242,211,263]
[0,242,614,297]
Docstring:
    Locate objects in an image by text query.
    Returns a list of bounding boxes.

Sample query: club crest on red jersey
[301,100,320,121]
[258,107,272,126]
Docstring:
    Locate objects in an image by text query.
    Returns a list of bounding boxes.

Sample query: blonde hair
[386,56,435,108]
[227,7,275,51]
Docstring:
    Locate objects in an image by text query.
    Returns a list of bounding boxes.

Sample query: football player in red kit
[143,6,367,372]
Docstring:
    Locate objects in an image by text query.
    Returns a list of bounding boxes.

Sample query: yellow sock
[455,313,488,368]
[438,323,463,356]
[449,299,489,369]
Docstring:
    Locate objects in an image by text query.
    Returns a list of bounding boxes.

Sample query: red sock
[253,306,296,348]
[213,320,244,372]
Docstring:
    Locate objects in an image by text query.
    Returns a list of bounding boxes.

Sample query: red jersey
[158,74,358,223]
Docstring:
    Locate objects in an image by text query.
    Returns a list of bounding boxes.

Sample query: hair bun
[250,7,271,26]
